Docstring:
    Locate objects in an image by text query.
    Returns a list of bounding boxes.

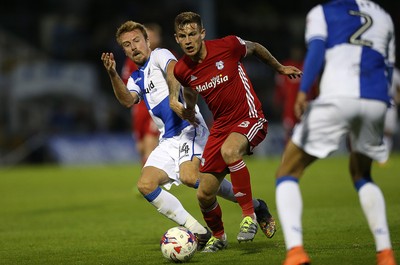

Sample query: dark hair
[174,11,203,32]
[115,21,148,45]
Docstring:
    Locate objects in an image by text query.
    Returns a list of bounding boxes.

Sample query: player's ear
[200,29,206,40]
[174,33,179,44]
[146,38,151,49]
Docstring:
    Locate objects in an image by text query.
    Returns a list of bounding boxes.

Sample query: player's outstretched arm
[101,52,139,108]
[245,41,302,79]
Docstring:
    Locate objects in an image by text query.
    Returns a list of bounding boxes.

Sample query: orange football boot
[283,246,311,265]
[377,249,397,265]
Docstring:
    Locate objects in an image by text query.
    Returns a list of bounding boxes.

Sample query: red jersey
[174,36,265,132]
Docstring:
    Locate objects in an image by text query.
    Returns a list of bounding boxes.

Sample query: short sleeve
[152,48,177,74]
[305,5,327,44]
[225,35,246,59]
[127,76,142,100]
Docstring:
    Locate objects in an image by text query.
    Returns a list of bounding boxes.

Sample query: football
[160,226,198,263]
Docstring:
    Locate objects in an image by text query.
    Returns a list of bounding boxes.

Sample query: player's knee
[179,166,199,188]
[136,178,158,195]
[220,146,241,164]
[180,173,198,188]
[136,179,146,195]
[196,187,214,203]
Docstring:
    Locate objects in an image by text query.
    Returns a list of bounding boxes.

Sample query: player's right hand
[101,52,117,74]
[170,101,199,126]
[294,91,308,119]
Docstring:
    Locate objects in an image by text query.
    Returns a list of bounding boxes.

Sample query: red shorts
[131,101,159,141]
[200,118,268,173]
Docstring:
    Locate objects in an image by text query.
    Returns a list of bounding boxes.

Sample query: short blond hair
[115,21,148,45]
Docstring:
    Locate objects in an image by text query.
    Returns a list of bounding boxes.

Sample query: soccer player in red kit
[171,11,302,252]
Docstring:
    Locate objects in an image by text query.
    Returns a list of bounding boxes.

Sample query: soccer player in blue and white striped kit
[274,1,397,264]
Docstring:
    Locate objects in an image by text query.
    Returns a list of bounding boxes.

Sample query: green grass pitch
[1,154,399,264]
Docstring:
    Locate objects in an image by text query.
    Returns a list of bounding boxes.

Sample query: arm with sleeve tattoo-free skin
[101,52,139,108]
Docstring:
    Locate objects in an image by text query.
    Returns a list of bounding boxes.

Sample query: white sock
[276,180,303,250]
[358,182,392,251]
[217,178,260,208]
[149,188,205,234]
[184,215,207,234]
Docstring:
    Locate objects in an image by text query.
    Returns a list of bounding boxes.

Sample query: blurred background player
[273,45,318,143]
[120,23,163,165]
[382,66,400,162]
[275,1,397,264]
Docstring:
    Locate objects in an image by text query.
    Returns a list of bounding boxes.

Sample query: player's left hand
[279,65,303,79]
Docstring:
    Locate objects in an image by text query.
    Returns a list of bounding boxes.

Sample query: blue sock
[276,175,299,186]
[144,187,162,202]
[354,176,373,191]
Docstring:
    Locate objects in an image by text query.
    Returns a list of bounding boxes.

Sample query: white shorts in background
[144,124,209,190]
[292,98,388,163]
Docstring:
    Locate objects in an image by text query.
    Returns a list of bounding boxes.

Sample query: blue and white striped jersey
[304,0,395,103]
[126,48,206,138]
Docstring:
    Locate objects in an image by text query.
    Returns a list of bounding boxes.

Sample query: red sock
[228,159,254,217]
[201,201,224,238]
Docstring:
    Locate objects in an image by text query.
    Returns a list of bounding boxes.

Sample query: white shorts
[144,124,209,190]
[292,98,388,163]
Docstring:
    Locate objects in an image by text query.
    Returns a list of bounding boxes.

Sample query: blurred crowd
[0,0,399,164]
